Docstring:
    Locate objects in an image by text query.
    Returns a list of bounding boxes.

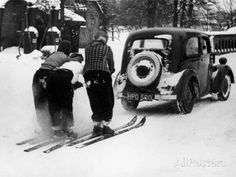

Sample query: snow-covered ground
[0,31,236,177]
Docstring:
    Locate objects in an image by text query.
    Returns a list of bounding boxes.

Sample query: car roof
[127,27,207,39]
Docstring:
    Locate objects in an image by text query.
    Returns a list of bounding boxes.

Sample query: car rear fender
[211,64,234,93]
[175,69,200,100]
[157,70,185,95]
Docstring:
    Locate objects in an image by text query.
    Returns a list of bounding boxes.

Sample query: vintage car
[114,27,235,114]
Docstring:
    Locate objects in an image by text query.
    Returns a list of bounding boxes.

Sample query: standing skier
[46,54,84,137]
[83,30,115,135]
[32,40,79,136]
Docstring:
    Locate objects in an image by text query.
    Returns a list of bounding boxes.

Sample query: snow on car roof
[226,26,236,34]
[127,27,208,41]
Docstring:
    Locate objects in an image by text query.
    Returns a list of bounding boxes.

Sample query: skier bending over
[46,54,83,138]
[83,30,115,135]
[32,40,81,136]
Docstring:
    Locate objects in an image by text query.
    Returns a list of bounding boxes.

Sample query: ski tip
[127,115,138,126]
[140,116,146,125]
[16,138,35,145]
[16,142,24,146]
[133,115,138,121]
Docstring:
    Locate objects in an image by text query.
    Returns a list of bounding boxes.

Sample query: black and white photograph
[0,0,235,177]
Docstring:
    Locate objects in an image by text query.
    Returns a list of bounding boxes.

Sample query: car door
[199,36,211,95]
[181,36,200,76]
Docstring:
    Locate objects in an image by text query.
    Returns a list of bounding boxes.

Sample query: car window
[201,38,208,54]
[186,37,199,57]
[132,39,167,50]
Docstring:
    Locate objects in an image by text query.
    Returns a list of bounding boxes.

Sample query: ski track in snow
[0,32,236,177]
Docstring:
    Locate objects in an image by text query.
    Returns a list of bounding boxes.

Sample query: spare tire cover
[127,51,162,87]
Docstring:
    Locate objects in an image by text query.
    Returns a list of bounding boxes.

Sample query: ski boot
[102,126,115,135]
[52,126,65,137]
[92,121,103,136]
[102,121,114,135]
[61,123,78,138]
[64,128,78,139]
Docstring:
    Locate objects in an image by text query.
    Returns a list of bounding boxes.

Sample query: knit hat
[57,40,71,56]
[95,30,108,43]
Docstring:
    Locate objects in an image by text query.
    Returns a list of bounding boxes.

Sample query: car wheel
[176,82,195,114]
[121,98,139,111]
[127,51,162,87]
[217,74,231,101]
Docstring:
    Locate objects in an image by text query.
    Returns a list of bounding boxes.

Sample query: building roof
[0,0,8,7]
[0,0,37,7]
[1,0,85,23]
[64,8,86,22]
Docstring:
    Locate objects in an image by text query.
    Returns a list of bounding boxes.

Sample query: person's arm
[69,53,84,63]
[72,81,83,90]
[71,62,84,90]
[107,46,115,74]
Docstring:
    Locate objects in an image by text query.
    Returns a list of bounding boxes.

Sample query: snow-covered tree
[222,0,236,27]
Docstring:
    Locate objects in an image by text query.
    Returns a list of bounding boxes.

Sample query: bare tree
[180,0,187,27]
[223,0,236,26]
[60,0,65,24]
[187,0,194,27]
[146,0,157,27]
[173,0,179,27]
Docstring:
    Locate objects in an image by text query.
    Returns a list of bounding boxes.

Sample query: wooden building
[0,0,28,50]
[0,0,105,51]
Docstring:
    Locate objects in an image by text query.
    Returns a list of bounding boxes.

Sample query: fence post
[111,23,114,41]
[0,7,4,51]
[23,6,38,54]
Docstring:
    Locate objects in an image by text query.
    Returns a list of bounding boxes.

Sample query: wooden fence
[208,31,236,55]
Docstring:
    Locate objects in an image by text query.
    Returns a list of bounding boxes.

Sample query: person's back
[40,40,71,70]
[41,51,69,70]
[84,31,115,75]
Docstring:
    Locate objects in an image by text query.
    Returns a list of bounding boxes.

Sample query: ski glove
[73,81,83,90]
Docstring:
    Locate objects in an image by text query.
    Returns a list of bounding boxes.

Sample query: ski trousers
[46,69,74,129]
[83,70,114,122]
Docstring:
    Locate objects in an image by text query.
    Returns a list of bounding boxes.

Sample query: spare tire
[127,51,162,87]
